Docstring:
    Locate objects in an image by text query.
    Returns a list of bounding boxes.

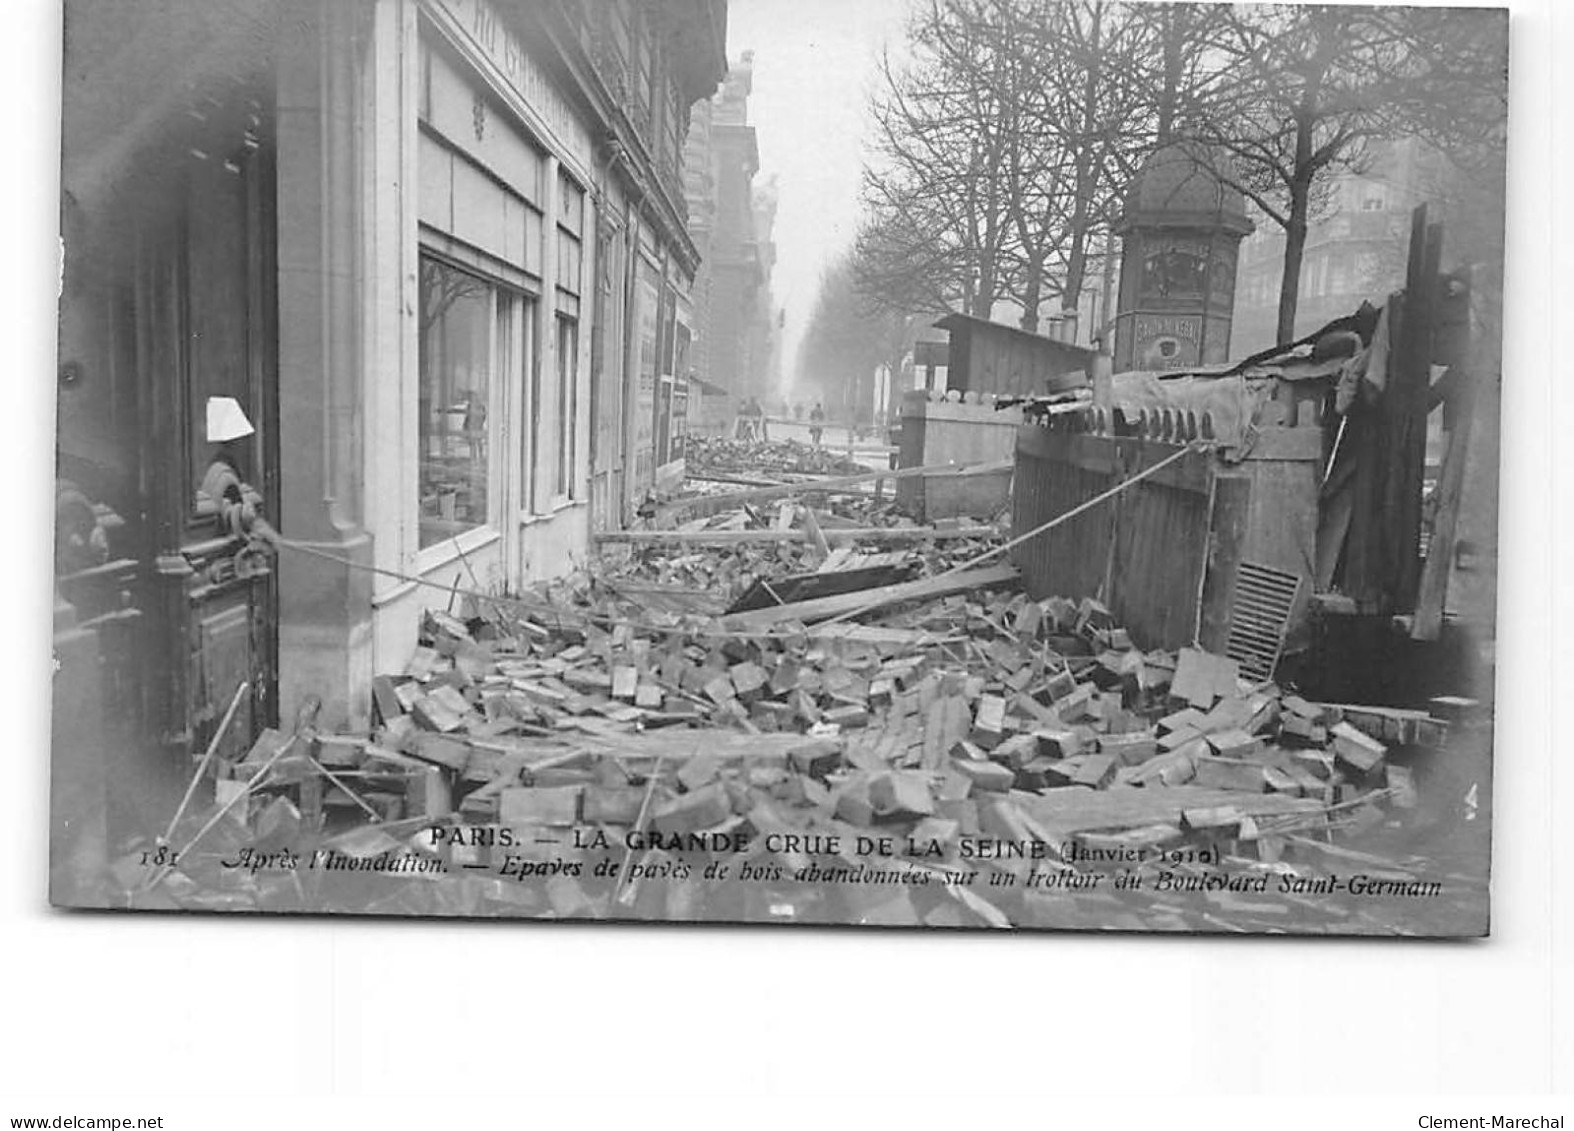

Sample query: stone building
[53,0,728,885]
[683,50,778,412]
[1231,138,1450,355]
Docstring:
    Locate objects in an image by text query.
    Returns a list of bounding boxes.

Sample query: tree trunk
[1277,180,1312,345]
[1277,111,1317,345]
[1158,6,1181,142]
[1019,255,1043,331]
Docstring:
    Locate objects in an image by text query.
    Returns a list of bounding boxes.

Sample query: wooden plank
[659,459,979,519]
[1411,375,1474,640]
[719,564,1021,631]
[591,525,996,546]
[1015,785,1324,842]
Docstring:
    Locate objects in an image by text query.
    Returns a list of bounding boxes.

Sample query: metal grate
[1225,561,1301,683]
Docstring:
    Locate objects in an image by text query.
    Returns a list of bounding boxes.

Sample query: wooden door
[136,85,281,765]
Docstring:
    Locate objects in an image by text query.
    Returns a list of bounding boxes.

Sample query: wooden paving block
[499,785,582,826]
[1191,756,1270,793]
[1206,729,1264,760]
[650,782,734,836]
[1098,731,1158,766]
[704,673,737,704]
[869,771,936,818]
[315,735,366,769]
[941,695,972,750]
[1278,713,1328,746]
[951,757,1015,793]
[1032,727,1084,759]
[750,700,796,731]
[990,733,1041,770]
[405,645,441,680]
[729,661,769,701]
[1180,805,1245,833]
[1054,682,1097,722]
[1045,754,1117,790]
[1158,707,1205,735]
[583,786,647,825]
[634,682,665,710]
[790,689,822,724]
[1158,725,1203,753]
[610,666,639,700]
[412,690,468,733]
[1172,648,1239,709]
[787,738,843,778]
[371,676,407,723]
[409,733,470,773]
[950,739,988,762]
[833,780,876,825]
[823,703,870,729]
[405,765,453,819]
[769,658,801,696]
[1279,694,1320,721]
[1261,764,1302,796]
[1331,721,1386,774]
[676,753,723,792]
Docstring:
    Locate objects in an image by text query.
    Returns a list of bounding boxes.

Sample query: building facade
[54,0,728,819]
[1231,138,1449,355]
[683,51,778,412]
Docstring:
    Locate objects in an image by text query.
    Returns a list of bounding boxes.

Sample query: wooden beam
[719,564,1020,631]
[1411,375,1475,641]
[592,525,997,546]
[659,459,999,519]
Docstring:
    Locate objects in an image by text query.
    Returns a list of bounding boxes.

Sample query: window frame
[413,245,529,574]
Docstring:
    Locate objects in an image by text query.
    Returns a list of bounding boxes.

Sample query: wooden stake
[162,680,249,844]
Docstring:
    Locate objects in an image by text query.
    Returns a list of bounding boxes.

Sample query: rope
[813,441,1207,629]
[271,536,824,643]
[268,440,1204,642]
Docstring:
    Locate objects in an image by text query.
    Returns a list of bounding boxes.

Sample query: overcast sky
[723,0,916,394]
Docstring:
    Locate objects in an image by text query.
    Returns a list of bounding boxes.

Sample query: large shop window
[418,256,494,549]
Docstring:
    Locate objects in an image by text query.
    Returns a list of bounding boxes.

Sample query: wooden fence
[1013,415,1321,656]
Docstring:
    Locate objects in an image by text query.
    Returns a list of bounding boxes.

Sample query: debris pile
[685,435,867,480]
[122,566,1469,931]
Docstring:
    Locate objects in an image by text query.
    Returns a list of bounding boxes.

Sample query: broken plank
[719,565,1020,631]
[659,459,985,519]
[591,525,998,546]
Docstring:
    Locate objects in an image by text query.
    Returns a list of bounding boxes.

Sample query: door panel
[136,82,280,762]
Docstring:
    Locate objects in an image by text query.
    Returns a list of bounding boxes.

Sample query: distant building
[684,51,778,406]
[1233,138,1448,354]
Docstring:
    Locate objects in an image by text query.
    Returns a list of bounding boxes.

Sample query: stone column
[273,0,374,731]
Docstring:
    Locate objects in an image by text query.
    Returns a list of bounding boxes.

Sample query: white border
[4,0,1567,1114]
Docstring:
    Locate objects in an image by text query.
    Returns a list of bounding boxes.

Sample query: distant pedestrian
[808,402,825,446]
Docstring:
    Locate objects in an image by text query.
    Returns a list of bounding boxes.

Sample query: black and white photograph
[46,0,1513,937]
[10,0,1572,1121]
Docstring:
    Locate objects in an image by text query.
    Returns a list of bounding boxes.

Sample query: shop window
[418,256,494,549]
[555,315,579,499]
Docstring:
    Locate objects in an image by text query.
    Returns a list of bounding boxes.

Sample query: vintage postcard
[51,0,1507,934]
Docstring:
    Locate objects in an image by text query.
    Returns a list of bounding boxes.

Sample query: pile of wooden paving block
[196,579,1450,925]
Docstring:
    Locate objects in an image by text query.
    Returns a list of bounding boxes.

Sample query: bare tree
[1191,4,1496,345]
[798,249,919,422]
[859,0,1024,320]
